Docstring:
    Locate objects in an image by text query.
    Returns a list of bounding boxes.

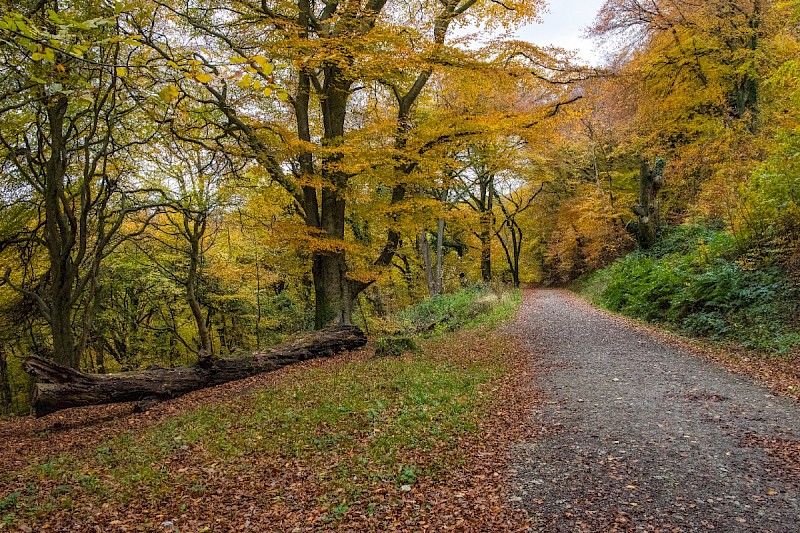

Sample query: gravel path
[511,290,800,532]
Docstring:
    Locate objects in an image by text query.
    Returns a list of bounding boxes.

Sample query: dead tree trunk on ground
[24,325,366,417]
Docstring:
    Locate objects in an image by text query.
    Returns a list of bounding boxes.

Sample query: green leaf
[240,73,253,86]
[158,84,180,102]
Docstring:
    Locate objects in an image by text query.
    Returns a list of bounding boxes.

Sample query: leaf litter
[0,319,540,531]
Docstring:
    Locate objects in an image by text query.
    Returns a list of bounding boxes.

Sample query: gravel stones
[511,290,800,532]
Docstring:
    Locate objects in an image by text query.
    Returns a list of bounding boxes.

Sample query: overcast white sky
[517,0,608,65]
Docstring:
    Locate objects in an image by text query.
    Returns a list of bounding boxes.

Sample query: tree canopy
[1,0,798,413]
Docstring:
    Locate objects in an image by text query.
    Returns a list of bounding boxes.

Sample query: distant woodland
[1,0,798,414]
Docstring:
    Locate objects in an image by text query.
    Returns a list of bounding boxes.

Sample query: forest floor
[513,290,800,531]
[0,298,538,532]
[2,290,800,531]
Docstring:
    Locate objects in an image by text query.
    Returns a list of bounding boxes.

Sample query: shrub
[577,224,800,355]
[374,337,418,357]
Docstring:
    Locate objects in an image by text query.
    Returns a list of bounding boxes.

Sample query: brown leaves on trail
[742,434,800,484]
[389,330,539,532]
[698,350,800,403]
[0,325,541,531]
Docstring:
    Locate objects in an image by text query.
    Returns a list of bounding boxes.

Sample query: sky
[517,0,608,65]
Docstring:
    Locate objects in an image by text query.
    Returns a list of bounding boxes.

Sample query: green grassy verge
[390,284,521,336]
[573,224,800,355]
[1,286,521,528]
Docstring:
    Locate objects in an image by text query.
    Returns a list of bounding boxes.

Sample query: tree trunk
[313,67,354,328]
[50,298,79,369]
[480,219,492,282]
[479,175,494,283]
[43,97,82,370]
[24,325,367,417]
[313,252,353,328]
[186,234,213,355]
[0,351,12,415]
[497,222,523,288]
[731,0,761,128]
[418,229,436,296]
[95,343,106,375]
[435,218,445,294]
[512,227,522,288]
[631,157,665,249]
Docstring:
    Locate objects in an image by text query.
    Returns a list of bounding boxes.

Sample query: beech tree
[135,0,543,327]
[593,0,766,124]
[589,0,775,218]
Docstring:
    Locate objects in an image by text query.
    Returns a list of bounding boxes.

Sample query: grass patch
[386,284,521,337]
[572,268,613,306]
[1,288,521,528]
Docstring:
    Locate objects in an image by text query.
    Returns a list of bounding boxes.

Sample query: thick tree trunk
[44,97,81,370]
[312,252,353,328]
[24,325,367,417]
[313,68,354,328]
[50,300,79,369]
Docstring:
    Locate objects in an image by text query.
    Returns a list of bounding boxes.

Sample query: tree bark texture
[0,351,12,415]
[418,229,436,296]
[435,218,445,295]
[631,157,665,249]
[480,176,494,283]
[24,325,367,417]
[43,97,81,370]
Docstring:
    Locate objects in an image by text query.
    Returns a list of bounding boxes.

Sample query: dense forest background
[1,0,798,414]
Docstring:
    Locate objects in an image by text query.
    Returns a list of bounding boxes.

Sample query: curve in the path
[512,290,800,532]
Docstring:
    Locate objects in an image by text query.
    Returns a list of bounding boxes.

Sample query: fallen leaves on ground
[0,324,540,531]
[742,433,800,483]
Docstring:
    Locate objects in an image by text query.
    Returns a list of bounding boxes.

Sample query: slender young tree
[138,141,242,358]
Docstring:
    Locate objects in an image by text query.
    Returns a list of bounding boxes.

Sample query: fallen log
[24,325,367,417]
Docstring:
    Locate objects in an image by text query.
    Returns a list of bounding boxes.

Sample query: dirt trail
[511,290,800,532]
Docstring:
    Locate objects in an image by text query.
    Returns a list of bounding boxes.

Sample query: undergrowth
[574,224,800,354]
[384,284,521,338]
